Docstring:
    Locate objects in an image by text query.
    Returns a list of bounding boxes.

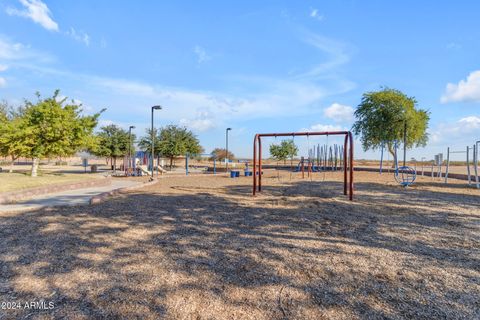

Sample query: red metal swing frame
[252,131,354,200]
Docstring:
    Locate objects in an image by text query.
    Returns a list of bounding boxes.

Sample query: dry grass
[0,172,99,193]
[0,171,478,319]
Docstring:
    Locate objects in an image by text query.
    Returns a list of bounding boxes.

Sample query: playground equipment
[253,131,354,200]
[185,153,217,175]
[390,120,417,187]
[307,143,343,172]
[393,140,417,187]
[443,141,480,188]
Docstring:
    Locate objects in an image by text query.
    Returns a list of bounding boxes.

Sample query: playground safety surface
[0,171,478,319]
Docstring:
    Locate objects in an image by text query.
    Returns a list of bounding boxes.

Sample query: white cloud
[441,70,480,103]
[66,27,90,46]
[0,36,53,63]
[1,29,355,135]
[304,124,344,132]
[179,109,217,132]
[89,75,333,123]
[457,116,480,130]
[0,37,27,60]
[180,118,215,132]
[193,45,211,64]
[324,103,354,122]
[0,77,6,87]
[6,0,59,31]
[0,64,8,72]
[297,31,351,78]
[310,8,324,21]
[429,116,480,145]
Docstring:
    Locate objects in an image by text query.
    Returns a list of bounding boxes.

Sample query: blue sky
[0,0,479,160]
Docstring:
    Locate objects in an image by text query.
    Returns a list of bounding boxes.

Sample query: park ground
[0,171,478,319]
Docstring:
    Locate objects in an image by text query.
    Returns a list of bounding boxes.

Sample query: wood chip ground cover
[0,171,478,319]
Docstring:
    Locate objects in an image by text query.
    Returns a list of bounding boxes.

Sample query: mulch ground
[0,171,478,319]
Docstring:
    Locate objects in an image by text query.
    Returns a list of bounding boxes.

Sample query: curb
[89,179,161,205]
[0,177,111,204]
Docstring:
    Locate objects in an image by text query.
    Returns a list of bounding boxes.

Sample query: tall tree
[269,139,298,164]
[19,91,102,176]
[352,88,430,158]
[91,124,134,173]
[0,102,29,172]
[210,148,235,162]
[138,128,161,157]
[155,125,202,168]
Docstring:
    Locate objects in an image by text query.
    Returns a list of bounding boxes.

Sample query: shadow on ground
[0,178,478,319]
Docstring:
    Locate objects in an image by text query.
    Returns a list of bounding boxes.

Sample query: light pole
[128,126,135,174]
[151,105,162,179]
[225,127,232,173]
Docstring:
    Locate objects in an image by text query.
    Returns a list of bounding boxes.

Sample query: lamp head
[152,105,162,110]
[129,125,135,129]
[226,127,232,131]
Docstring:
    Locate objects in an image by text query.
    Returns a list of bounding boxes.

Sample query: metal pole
[151,107,154,179]
[128,125,135,175]
[258,136,262,191]
[403,121,407,167]
[431,161,434,180]
[225,128,231,173]
[253,135,257,195]
[467,146,471,185]
[349,132,354,201]
[128,128,131,172]
[343,134,348,195]
[150,105,162,179]
[394,140,399,177]
[185,153,189,176]
[445,147,450,184]
[474,143,479,189]
[301,157,305,179]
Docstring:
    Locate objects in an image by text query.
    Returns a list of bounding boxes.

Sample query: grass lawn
[0,172,99,193]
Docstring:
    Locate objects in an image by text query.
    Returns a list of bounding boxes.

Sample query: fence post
[445,147,450,183]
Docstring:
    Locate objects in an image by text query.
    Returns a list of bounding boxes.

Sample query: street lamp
[128,126,135,174]
[151,105,162,179]
[225,128,232,172]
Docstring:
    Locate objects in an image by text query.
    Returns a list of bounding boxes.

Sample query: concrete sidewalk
[0,179,142,213]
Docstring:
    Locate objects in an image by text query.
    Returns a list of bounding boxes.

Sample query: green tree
[0,102,29,172]
[138,128,161,157]
[157,125,202,168]
[352,88,430,158]
[91,124,134,173]
[210,148,235,162]
[269,139,298,164]
[19,91,102,176]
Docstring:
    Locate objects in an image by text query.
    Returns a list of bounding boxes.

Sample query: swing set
[253,131,354,200]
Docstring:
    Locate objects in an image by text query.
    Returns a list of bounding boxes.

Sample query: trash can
[230,171,236,178]
[235,171,240,177]
[90,165,98,173]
